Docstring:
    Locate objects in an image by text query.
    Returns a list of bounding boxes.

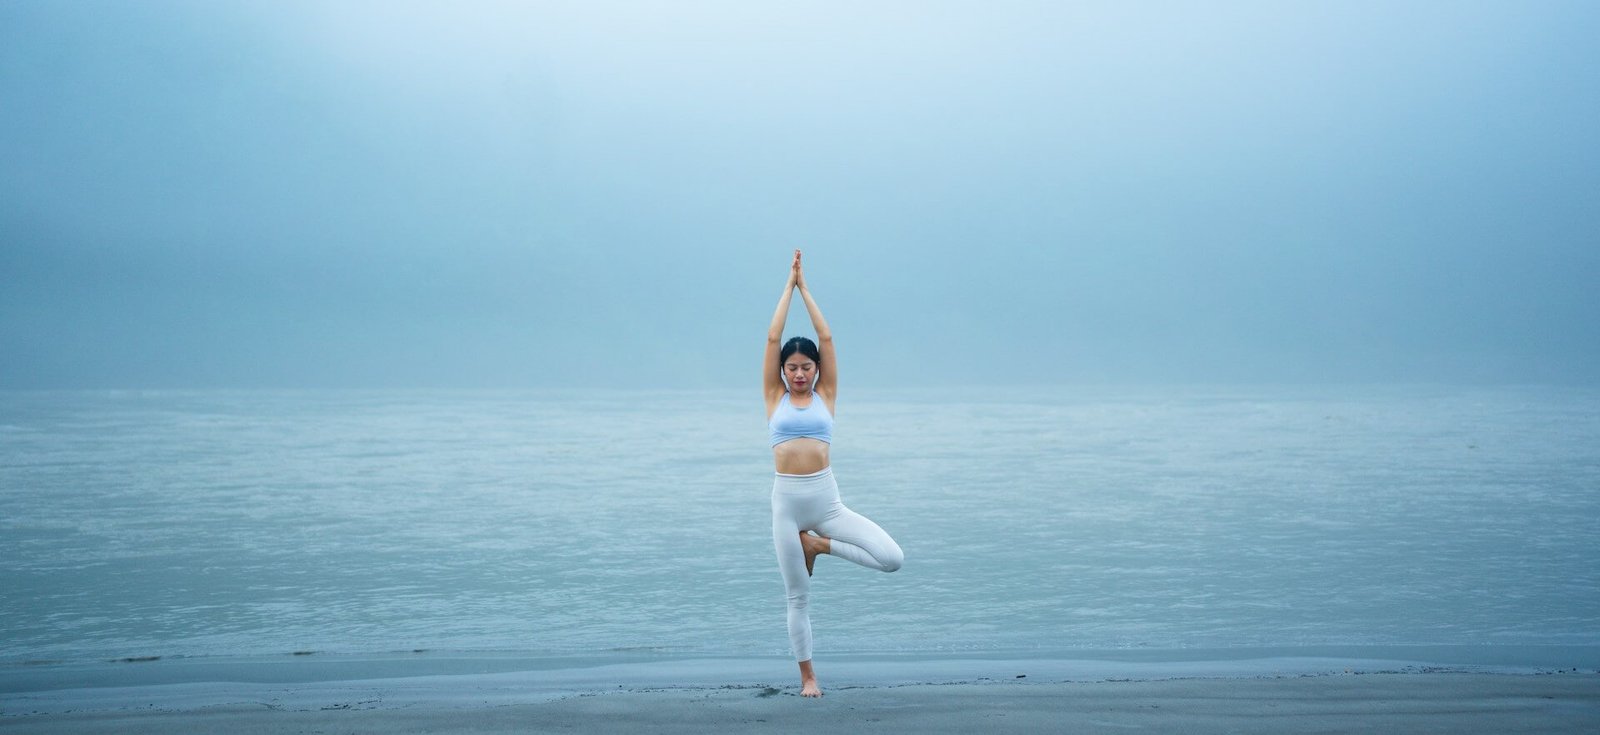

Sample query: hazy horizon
[4,1,1597,390]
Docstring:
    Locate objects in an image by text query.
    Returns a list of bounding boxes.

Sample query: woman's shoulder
[764,387,788,419]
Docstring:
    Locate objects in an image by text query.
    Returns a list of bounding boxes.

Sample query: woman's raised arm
[764,252,800,408]
[794,255,837,406]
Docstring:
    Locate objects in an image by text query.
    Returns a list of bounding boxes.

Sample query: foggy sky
[3,1,1597,389]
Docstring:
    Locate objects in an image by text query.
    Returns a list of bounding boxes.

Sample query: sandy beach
[4,655,1597,734]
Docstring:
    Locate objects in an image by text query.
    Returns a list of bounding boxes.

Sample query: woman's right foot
[799,531,830,577]
[798,660,823,698]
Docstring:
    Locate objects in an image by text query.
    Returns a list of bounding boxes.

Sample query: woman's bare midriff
[773,437,830,475]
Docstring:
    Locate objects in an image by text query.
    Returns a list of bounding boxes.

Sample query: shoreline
[6,644,1598,693]
[5,650,1597,720]
[3,665,1597,734]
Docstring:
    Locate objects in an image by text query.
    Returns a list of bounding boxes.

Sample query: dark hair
[779,336,821,369]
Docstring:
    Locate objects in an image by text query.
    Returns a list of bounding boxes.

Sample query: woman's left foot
[800,531,831,576]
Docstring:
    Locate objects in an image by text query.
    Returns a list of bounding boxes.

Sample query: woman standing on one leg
[764,249,904,698]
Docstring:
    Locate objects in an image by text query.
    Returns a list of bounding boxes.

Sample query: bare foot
[799,659,823,698]
[799,531,830,577]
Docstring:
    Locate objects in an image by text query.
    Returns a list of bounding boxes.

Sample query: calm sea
[2,386,1597,665]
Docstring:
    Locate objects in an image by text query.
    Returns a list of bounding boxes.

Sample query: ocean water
[2,386,1597,665]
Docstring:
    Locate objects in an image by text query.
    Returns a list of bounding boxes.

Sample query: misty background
[3,0,1596,390]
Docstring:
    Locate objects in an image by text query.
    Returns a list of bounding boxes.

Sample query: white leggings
[771,467,903,662]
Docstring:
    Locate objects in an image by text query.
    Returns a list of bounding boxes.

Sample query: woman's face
[783,354,817,392]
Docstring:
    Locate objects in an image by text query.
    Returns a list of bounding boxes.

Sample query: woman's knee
[880,544,904,573]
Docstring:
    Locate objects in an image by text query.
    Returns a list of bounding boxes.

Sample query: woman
[764,249,904,698]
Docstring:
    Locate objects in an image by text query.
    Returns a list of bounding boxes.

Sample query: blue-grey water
[2,386,1597,665]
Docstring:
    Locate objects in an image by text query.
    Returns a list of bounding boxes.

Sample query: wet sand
[4,656,1597,734]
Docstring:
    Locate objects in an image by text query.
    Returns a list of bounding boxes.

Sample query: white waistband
[775,466,832,479]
